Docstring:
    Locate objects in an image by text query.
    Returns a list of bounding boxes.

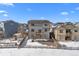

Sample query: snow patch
[59,41,79,47]
[27,39,48,47]
[0,48,79,56]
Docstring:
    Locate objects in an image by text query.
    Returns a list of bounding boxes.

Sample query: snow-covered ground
[26,39,48,47]
[1,39,79,56]
[0,39,79,56]
[59,41,79,48]
[0,48,79,56]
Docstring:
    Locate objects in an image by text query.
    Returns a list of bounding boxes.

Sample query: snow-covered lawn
[26,39,79,49]
[26,39,48,47]
[59,41,79,48]
[0,48,79,56]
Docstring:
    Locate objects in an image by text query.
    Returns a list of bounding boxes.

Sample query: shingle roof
[28,20,52,24]
[55,24,77,29]
[0,20,18,24]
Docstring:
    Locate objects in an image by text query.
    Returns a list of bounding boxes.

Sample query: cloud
[27,8,32,11]
[60,11,69,15]
[65,18,69,20]
[0,10,8,17]
[3,14,8,17]
[0,3,14,7]
[70,11,75,13]
[76,7,79,10]
[0,10,8,13]
[40,17,45,19]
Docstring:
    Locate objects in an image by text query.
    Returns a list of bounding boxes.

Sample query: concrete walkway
[19,37,28,48]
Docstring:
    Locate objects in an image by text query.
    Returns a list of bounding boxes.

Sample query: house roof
[54,22,64,26]
[28,20,52,24]
[74,22,79,27]
[0,20,18,24]
[55,24,78,29]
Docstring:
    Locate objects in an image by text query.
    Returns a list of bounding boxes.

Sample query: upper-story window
[66,29,71,33]
[31,29,34,32]
[60,30,63,33]
[74,30,78,32]
[31,24,34,26]
[45,29,48,32]
[44,24,48,26]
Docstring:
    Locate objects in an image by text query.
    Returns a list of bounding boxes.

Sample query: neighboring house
[28,20,52,41]
[14,23,28,38]
[74,23,79,41]
[54,22,79,41]
[0,20,19,38]
[75,22,79,27]
[17,23,28,33]
[54,22,64,27]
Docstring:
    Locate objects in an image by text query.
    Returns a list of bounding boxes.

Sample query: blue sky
[0,3,79,23]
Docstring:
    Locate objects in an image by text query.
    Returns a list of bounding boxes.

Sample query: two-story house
[28,20,52,41]
[54,22,79,41]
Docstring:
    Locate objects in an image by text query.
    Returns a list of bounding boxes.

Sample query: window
[60,30,63,33]
[31,29,34,32]
[44,24,48,26]
[38,29,41,33]
[45,29,48,32]
[31,24,34,26]
[74,30,78,32]
[66,29,71,33]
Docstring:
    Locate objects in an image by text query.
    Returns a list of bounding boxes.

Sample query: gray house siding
[0,20,19,38]
[4,21,18,38]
